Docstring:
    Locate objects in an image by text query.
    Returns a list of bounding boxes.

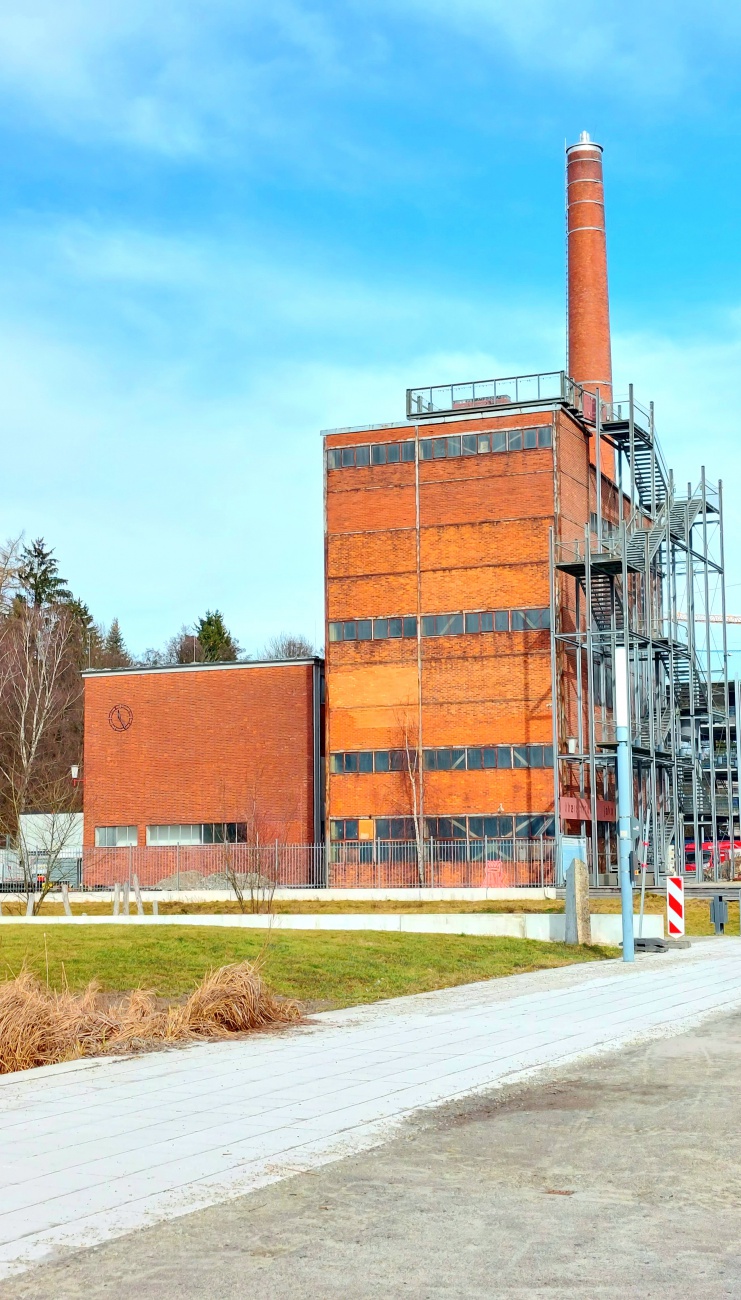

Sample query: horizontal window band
[329,744,554,774]
[326,425,552,472]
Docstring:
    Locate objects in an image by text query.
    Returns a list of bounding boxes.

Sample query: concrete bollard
[61,882,72,917]
[122,882,130,916]
[132,874,144,916]
[564,858,592,945]
[113,883,120,917]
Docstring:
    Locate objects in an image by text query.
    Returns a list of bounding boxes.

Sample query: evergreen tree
[196,610,239,662]
[17,538,72,607]
[103,618,131,668]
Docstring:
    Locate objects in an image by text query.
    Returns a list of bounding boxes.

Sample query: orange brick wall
[324,409,589,827]
[83,662,319,846]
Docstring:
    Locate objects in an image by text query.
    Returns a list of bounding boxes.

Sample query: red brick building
[323,132,615,856]
[82,659,323,849]
[82,132,619,867]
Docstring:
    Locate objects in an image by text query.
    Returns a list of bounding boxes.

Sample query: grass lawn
[12,892,736,936]
[0,926,616,1008]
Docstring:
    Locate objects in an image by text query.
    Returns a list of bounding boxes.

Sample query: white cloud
[1,0,738,162]
[0,0,347,156]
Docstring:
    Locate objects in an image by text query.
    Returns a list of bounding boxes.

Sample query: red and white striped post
[666,875,685,937]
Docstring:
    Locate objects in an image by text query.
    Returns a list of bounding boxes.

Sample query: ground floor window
[146,823,247,846]
[330,815,555,843]
[95,826,137,847]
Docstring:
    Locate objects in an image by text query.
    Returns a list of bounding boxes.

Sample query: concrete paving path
[1,940,740,1282]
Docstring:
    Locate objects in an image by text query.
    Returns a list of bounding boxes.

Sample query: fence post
[274,838,279,881]
[128,844,133,887]
[176,843,180,892]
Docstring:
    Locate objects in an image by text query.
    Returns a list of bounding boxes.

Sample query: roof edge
[82,657,324,679]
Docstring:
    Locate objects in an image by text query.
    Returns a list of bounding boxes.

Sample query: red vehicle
[684,840,741,876]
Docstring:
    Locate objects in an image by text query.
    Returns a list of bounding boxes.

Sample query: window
[344,752,358,773]
[440,613,464,636]
[483,747,497,768]
[497,746,512,768]
[331,607,547,643]
[146,824,244,846]
[358,751,373,773]
[467,747,483,770]
[374,750,390,772]
[511,608,550,631]
[330,819,358,841]
[95,826,137,848]
[513,745,529,768]
[328,428,550,473]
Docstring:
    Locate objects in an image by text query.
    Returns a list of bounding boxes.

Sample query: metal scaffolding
[551,385,732,884]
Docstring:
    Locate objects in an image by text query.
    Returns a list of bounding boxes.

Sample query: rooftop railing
[406,370,584,419]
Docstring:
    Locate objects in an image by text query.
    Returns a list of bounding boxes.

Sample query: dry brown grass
[0,960,300,1075]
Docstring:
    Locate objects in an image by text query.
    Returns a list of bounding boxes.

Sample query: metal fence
[14,839,557,891]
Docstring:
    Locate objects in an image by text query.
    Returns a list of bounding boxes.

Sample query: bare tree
[0,536,23,616]
[215,776,303,913]
[395,710,427,885]
[0,605,82,913]
[262,632,316,660]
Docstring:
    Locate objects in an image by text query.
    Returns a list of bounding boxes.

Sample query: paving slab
[1,940,740,1282]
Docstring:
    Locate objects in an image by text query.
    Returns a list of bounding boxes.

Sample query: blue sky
[2,0,741,661]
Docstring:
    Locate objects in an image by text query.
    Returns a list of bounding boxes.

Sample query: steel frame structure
[550,385,733,883]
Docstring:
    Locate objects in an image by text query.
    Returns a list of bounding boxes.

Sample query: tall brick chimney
[566,132,612,403]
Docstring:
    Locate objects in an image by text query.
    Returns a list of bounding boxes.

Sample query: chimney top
[566,131,603,156]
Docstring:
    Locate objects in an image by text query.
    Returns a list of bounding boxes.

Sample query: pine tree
[196,611,239,662]
[104,618,131,668]
[17,538,72,607]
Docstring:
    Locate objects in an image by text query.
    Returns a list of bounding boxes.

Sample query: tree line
[0,536,317,844]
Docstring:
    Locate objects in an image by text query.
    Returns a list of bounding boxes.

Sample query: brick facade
[324,407,594,841]
[82,660,321,847]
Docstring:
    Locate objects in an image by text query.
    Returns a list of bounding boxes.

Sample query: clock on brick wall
[108,704,133,732]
